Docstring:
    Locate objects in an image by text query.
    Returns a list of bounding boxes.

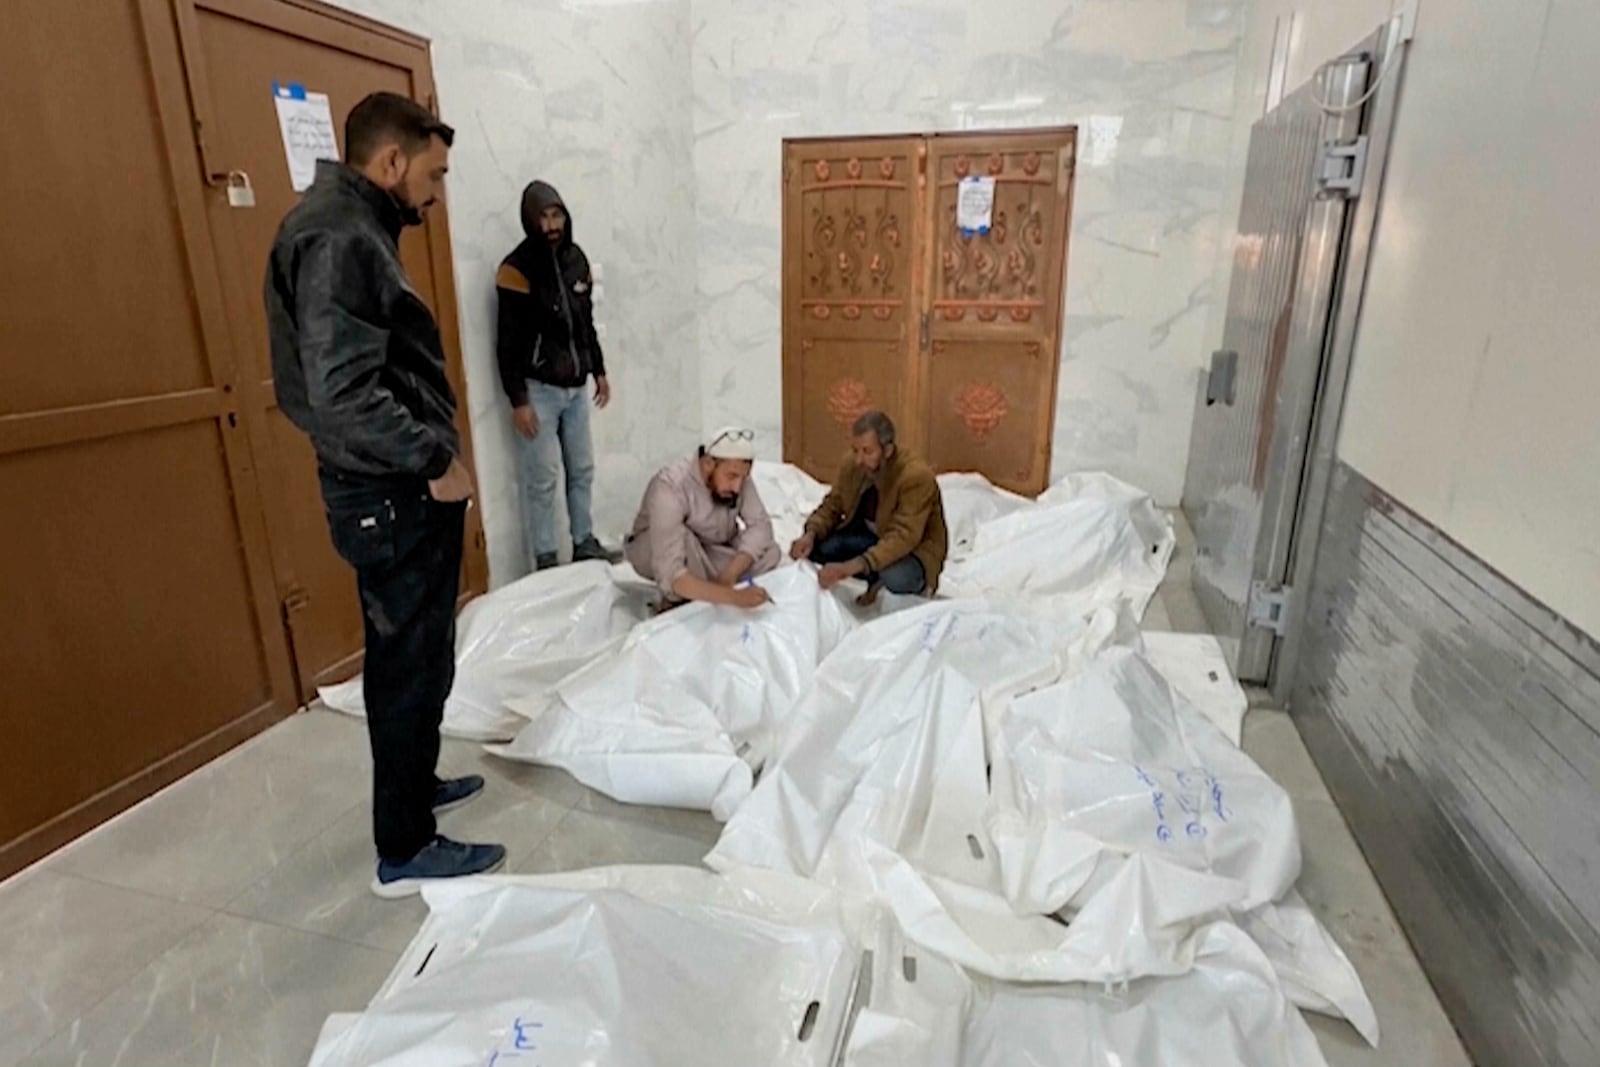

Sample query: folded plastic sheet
[486,566,857,819]
[319,560,651,741]
[707,599,1374,1038]
[306,867,863,1067]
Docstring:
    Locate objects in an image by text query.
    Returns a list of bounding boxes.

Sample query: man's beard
[712,490,739,506]
[391,180,426,227]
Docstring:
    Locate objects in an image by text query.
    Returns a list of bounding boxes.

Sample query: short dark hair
[345,92,455,166]
[851,410,896,446]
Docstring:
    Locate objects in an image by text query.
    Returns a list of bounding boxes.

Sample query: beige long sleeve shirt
[627,457,776,593]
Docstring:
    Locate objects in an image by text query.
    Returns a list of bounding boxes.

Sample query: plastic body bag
[307,868,862,1067]
[708,599,1374,1038]
[320,561,650,740]
[486,566,856,819]
[939,471,1175,618]
[1140,630,1250,746]
[310,866,1334,1067]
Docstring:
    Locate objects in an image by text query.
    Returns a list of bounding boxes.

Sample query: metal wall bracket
[1248,581,1293,635]
[1317,136,1369,198]
[1206,350,1238,406]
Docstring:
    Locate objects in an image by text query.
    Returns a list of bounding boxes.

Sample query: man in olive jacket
[789,410,948,604]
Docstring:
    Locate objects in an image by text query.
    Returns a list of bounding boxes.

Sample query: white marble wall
[335,0,1242,585]
[691,0,1244,504]
[338,0,700,585]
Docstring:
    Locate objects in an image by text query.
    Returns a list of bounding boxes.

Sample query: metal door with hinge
[170,0,488,702]
[1180,54,1373,682]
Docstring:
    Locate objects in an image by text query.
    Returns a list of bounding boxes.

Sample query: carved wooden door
[921,130,1075,493]
[782,137,925,480]
[782,129,1076,494]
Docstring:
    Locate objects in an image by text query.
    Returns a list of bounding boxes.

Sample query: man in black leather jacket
[263,91,504,898]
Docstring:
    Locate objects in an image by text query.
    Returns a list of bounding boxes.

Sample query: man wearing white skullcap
[624,427,779,610]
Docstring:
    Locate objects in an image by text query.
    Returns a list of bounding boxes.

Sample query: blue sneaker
[372,835,507,899]
[433,774,485,814]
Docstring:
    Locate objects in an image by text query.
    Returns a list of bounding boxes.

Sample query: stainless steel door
[1181,58,1370,681]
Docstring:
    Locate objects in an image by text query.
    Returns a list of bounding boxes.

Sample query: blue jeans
[811,526,927,595]
[516,381,595,560]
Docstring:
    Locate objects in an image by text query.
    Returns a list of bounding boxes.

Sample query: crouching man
[626,427,781,611]
[790,410,948,605]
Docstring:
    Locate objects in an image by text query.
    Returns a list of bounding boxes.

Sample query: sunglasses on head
[707,428,755,450]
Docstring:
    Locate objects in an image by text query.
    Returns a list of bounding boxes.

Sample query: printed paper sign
[273,82,339,192]
[957,176,996,235]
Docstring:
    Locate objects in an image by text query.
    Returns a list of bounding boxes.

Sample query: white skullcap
[704,426,757,461]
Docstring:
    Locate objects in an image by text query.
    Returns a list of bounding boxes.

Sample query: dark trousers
[810,523,926,595]
[321,474,465,862]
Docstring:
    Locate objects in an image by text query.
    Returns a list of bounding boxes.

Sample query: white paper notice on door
[957,176,996,234]
[273,82,339,192]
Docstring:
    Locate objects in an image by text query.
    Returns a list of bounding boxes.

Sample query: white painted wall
[1213,0,1600,638]
[692,0,1245,506]
[334,0,701,585]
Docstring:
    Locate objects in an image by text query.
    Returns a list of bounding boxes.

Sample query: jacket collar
[316,160,405,243]
[871,446,906,486]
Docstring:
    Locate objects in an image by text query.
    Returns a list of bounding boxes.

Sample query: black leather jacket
[264,161,460,483]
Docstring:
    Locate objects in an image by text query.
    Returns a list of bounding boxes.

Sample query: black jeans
[321,473,465,862]
[810,523,926,595]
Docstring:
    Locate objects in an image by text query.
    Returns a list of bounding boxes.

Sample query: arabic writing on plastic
[485,1017,543,1066]
[1136,766,1228,843]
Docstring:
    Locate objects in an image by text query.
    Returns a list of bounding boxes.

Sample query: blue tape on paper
[273,81,308,100]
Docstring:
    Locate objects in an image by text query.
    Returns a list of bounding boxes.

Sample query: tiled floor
[0,520,1472,1067]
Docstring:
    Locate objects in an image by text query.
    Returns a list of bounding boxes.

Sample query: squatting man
[791,410,949,606]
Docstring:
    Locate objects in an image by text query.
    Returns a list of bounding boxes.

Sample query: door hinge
[282,587,312,617]
[1317,136,1368,198]
[1247,581,1293,635]
[918,311,930,350]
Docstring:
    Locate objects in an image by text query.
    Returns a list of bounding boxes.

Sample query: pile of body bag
[706,597,1378,1046]
[304,469,1380,1065]
[487,565,856,819]
[323,464,1178,751]
[307,865,1337,1067]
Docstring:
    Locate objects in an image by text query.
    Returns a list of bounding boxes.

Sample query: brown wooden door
[782,137,926,480]
[782,129,1076,494]
[0,0,297,877]
[176,0,488,697]
[922,130,1075,493]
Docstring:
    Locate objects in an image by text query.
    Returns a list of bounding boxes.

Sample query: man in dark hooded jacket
[495,181,619,571]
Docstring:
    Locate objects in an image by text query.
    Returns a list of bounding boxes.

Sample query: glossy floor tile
[0,869,213,1064]
[19,913,396,1067]
[50,743,367,908]
[1,521,1470,1067]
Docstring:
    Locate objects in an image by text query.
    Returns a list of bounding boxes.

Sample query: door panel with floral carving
[782,129,1074,494]
[922,130,1075,494]
[782,137,923,481]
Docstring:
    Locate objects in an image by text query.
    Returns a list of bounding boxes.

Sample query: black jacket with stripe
[495,181,606,405]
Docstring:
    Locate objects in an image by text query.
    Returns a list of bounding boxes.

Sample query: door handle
[919,312,930,351]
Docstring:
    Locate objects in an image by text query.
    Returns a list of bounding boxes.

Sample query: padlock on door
[225,170,256,208]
